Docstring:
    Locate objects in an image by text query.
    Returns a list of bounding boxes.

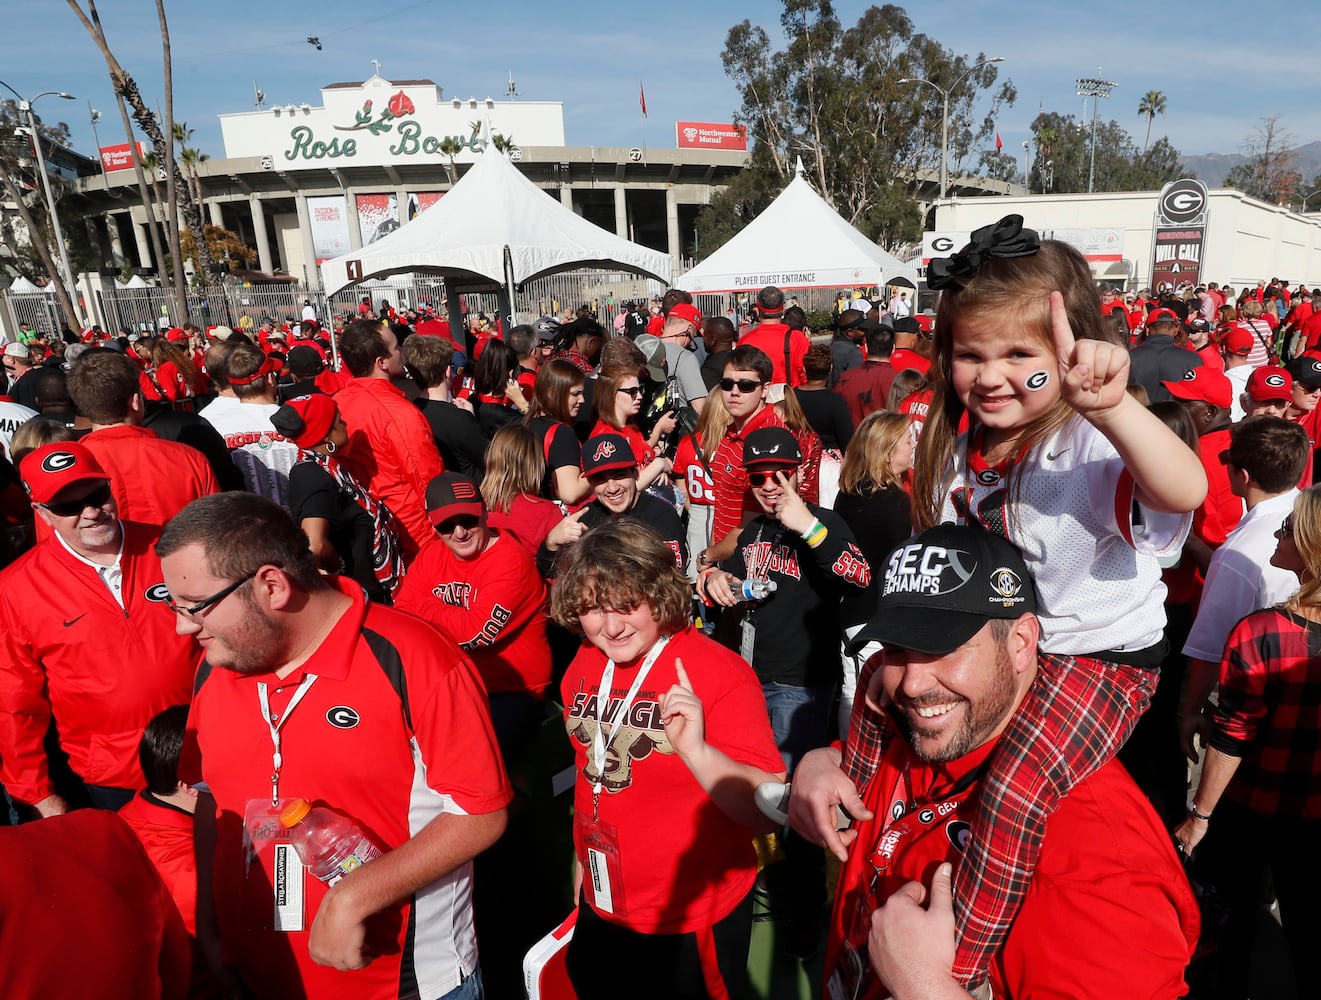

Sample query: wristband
[1188,803,1212,822]
[801,519,828,549]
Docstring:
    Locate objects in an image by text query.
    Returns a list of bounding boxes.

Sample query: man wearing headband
[739,285,810,387]
[787,524,1197,998]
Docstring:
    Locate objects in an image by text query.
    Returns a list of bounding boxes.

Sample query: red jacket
[334,376,444,557]
[82,424,220,528]
[740,321,809,386]
[0,521,199,803]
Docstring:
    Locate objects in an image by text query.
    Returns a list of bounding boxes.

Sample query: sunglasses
[616,385,644,399]
[748,470,791,487]
[1297,382,1321,394]
[41,481,113,518]
[436,514,481,535]
[1279,516,1295,537]
[720,378,765,393]
[165,570,257,620]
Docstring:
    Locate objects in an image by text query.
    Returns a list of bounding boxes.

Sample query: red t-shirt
[118,791,198,935]
[824,735,1199,1000]
[394,531,552,696]
[1301,311,1321,352]
[179,579,510,999]
[672,434,715,508]
[739,321,809,386]
[1193,427,1243,547]
[561,626,782,933]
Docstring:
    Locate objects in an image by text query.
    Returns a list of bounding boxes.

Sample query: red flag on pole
[995,132,1003,153]
[639,83,647,118]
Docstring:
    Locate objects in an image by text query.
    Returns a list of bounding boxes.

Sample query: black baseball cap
[850,524,1038,655]
[425,472,484,526]
[581,433,637,477]
[743,426,801,468]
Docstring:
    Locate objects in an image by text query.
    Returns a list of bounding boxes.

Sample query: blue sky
[7,0,1321,164]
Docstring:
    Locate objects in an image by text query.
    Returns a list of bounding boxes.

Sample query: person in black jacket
[536,432,686,578]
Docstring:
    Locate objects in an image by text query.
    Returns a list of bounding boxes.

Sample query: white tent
[319,149,672,296]
[676,162,920,294]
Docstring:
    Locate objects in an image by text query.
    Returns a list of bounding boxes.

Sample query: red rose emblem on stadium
[593,441,616,461]
[388,91,415,117]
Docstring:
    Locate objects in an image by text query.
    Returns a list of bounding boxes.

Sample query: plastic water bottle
[279,798,383,885]
[736,578,777,601]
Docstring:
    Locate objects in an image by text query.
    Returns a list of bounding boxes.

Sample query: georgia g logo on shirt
[326,706,361,729]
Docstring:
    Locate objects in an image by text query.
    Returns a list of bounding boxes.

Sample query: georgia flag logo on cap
[592,440,617,462]
[40,451,77,474]
[1265,373,1286,387]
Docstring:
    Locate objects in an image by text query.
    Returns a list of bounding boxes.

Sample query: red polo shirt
[711,404,785,546]
[180,578,510,999]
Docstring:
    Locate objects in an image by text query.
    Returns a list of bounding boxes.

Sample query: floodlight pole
[1076,75,1116,194]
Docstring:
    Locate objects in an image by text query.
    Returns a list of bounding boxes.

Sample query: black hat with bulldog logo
[850,523,1038,655]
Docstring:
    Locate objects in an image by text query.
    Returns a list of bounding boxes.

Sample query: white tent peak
[319,149,671,295]
[794,155,805,178]
[676,171,919,295]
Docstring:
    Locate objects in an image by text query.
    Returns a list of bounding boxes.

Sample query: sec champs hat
[1246,366,1292,403]
[425,472,485,526]
[581,433,637,477]
[850,523,1038,656]
[20,443,110,505]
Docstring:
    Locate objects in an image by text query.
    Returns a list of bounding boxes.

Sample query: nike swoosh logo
[63,614,86,628]
[1045,449,1069,461]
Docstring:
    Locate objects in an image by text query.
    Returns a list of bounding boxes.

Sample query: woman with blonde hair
[1173,484,1321,999]
[832,410,915,736]
[482,423,565,557]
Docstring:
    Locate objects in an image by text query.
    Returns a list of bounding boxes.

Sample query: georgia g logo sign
[1159,179,1208,225]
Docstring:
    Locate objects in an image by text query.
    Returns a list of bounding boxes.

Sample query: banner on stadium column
[1150,227,1204,289]
[307,195,352,265]
[99,142,146,172]
[356,193,399,245]
[406,191,444,221]
[675,122,748,151]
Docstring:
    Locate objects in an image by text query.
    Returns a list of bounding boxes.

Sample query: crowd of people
[0,218,1316,1000]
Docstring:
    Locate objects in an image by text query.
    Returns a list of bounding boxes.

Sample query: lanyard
[257,675,318,807]
[869,761,986,886]
[591,634,671,820]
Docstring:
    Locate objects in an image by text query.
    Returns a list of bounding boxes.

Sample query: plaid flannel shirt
[1211,607,1321,819]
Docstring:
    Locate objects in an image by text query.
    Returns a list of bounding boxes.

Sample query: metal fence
[2,262,907,340]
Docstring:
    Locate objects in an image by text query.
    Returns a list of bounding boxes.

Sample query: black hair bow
[926,215,1041,291]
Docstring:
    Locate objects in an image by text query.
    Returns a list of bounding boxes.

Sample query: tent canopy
[319,150,672,295]
[676,164,920,294]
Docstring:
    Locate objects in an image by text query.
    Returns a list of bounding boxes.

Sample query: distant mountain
[1181,140,1321,189]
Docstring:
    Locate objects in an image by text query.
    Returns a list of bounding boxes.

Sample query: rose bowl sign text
[675,122,747,152]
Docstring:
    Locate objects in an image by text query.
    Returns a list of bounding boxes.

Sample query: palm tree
[1138,90,1167,153]
[492,133,515,154]
[438,136,462,185]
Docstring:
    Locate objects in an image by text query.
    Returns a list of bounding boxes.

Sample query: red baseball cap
[270,394,337,449]
[1246,366,1292,403]
[1220,326,1254,356]
[1163,367,1232,408]
[1146,308,1180,327]
[20,443,110,505]
[669,303,703,328]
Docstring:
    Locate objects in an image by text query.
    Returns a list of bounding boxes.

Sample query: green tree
[711,1,1014,249]
[1027,110,1182,194]
[1137,90,1166,153]
[0,99,81,327]
[1225,115,1301,205]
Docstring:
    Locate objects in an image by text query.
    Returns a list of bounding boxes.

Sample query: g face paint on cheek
[1025,370,1051,391]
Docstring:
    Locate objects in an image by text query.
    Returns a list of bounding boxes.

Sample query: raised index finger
[674,657,693,691]
[1049,290,1076,364]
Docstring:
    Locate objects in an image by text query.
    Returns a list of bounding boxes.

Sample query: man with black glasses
[0,443,197,817]
[160,491,509,1000]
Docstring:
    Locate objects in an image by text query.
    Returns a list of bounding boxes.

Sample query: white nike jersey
[939,416,1191,655]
